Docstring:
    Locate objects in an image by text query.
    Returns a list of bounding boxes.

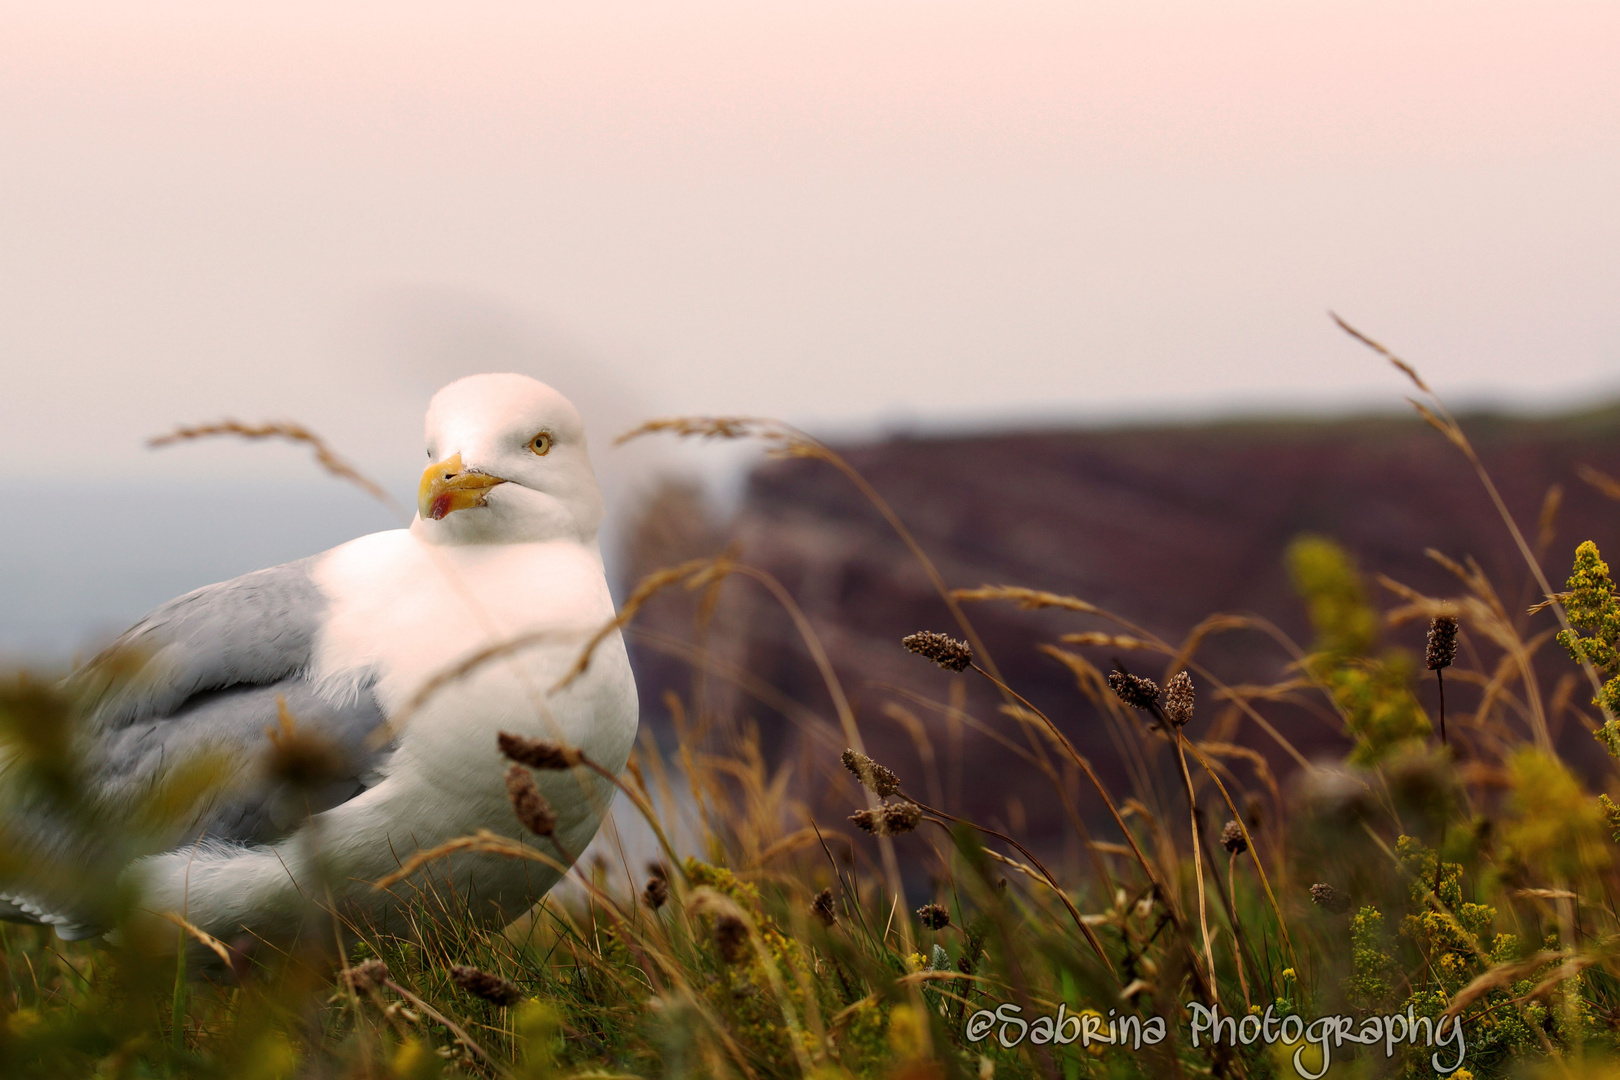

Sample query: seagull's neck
[409,516,598,548]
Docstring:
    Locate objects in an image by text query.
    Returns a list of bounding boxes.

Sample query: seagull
[0,374,639,943]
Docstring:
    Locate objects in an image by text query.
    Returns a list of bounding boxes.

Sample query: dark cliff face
[623,407,1620,852]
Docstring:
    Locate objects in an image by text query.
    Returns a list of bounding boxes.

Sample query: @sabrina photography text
[964,1002,1468,1077]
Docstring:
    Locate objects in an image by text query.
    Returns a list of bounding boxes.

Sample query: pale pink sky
[2,2,1617,488]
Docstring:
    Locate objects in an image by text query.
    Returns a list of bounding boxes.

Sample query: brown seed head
[886,801,923,833]
[841,748,900,798]
[1309,882,1352,914]
[265,702,349,791]
[498,731,585,770]
[1107,670,1161,711]
[916,903,951,930]
[850,800,923,837]
[810,888,837,927]
[505,764,558,838]
[342,958,390,993]
[1163,670,1195,726]
[1426,616,1459,671]
[642,875,670,910]
[1220,820,1248,854]
[902,631,973,672]
[713,913,749,964]
[449,965,522,1007]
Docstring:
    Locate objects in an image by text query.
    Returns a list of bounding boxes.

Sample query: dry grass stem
[148,420,402,514]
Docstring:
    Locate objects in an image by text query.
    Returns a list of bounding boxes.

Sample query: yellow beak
[418,453,507,521]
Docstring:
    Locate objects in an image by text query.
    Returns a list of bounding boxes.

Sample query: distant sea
[1,479,403,664]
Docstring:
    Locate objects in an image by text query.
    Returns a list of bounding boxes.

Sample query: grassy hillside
[7,370,1620,1079]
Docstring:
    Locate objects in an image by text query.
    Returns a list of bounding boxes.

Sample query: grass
[5,323,1620,1078]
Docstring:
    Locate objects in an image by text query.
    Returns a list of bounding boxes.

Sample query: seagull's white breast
[309,529,616,712]
[305,528,638,840]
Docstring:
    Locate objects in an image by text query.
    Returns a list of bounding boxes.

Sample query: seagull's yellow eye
[530,432,552,456]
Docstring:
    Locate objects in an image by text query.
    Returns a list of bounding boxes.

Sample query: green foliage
[1287,534,1432,764]
[1378,836,1602,1073]
[1556,540,1620,751]
[1346,904,1394,1009]
[684,857,760,909]
[683,858,827,1077]
[1504,748,1611,880]
[1601,793,1620,843]
[1323,654,1433,766]
[1287,535,1381,658]
[0,671,81,806]
[1397,836,1494,991]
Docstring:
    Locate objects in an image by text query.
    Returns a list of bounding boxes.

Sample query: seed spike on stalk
[498,731,584,770]
[342,959,389,993]
[841,748,901,797]
[902,630,973,672]
[810,888,837,927]
[1310,882,1352,914]
[504,764,558,838]
[713,913,749,964]
[849,800,923,837]
[1107,669,1160,711]
[1426,615,1458,747]
[449,965,522,1007]
[1164,670,1196,727]
[1426,616,1458,671]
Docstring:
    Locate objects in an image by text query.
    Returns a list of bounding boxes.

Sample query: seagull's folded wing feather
[76,557,330,731]
[1,557,389,936]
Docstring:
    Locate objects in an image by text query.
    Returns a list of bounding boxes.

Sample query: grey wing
[73,557,330,732]
[93,678,389,843]
[1,557,390,936]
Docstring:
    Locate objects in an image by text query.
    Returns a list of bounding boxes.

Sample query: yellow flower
[389,1038,437,1080]
[1505,749,1611,878]
[1281,967,1296,982]
[888,1002,931,1060]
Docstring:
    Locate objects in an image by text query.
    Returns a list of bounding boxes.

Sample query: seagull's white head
[412,374,605,546]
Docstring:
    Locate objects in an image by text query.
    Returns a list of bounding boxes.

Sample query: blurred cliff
[619,406,1620,856]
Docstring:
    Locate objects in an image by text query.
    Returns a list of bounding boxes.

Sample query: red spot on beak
[430,493,453,520]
